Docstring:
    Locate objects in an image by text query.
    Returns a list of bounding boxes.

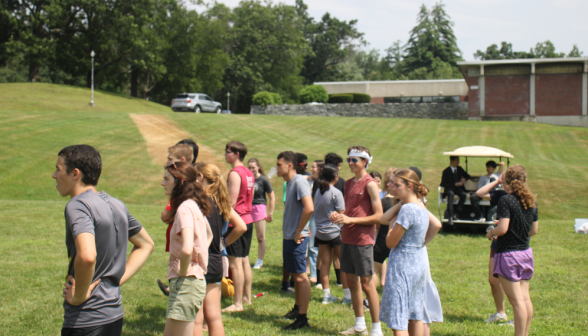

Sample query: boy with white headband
[330,146,383,336]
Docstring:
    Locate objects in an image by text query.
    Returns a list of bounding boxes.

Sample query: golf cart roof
[443,146,514,158]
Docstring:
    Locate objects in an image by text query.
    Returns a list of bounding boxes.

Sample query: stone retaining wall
[250,102,469,120]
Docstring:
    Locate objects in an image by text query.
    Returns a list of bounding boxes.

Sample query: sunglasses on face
[224,151,235,155]
[347,157,364,164]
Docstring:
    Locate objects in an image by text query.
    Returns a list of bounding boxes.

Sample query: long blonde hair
[193,162,232,221]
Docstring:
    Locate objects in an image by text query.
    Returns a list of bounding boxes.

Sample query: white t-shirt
[478,173,501,190]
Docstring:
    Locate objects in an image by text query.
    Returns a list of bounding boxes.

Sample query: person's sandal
[157,279,169,296]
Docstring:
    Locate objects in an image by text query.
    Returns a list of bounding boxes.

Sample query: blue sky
[191,0,588,61]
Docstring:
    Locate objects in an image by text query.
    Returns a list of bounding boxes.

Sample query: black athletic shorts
[205,272,223,285]
[62,318,123,336]
[224,224,253,258]
[373,239,391,264]
[314,235,341,248]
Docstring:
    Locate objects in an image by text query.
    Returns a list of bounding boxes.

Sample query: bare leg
[346,273,364,318]
[423,323,430,336]
[292,272,311,314]
[254,219,266,261]
[498,276,528,336]
[520,280,533,336]
[194,284,224,336]
[361,274,380,323]
[489,257,505,314]
[164,318,194,336]
[408,319,423,336]
[223,256,244,311]
[242,256,252,305]
[319,244,332,289]
[393,330,409,336]
[380,260,387,287]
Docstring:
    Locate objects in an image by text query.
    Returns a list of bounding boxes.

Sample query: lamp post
[227,92,230,112]
[89,50,95,106]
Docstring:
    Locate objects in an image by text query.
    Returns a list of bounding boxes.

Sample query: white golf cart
[438,146,513,232]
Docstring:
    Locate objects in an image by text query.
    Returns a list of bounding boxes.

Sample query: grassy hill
[1,83,587,335]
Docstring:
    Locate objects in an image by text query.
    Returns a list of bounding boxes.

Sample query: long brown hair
[247,158,264,176]
[504,165,536,210]
[393,169,428,203]
[166,161,211,218]
[193,162,232,221]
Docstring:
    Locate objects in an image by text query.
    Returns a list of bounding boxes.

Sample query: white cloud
[190,0,588,60]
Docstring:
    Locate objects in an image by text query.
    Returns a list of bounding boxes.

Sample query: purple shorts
[493,248,534,282]
[251,204,267,222]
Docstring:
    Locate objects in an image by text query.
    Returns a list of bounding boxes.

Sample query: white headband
[348,149,373,168]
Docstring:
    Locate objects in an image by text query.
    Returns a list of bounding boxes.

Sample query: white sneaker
[322,295,342,305]
[252,259,263,269]
[485,312,507,323]
[499,319,515,326]
[369,331,384,336]
[339,326,368,335]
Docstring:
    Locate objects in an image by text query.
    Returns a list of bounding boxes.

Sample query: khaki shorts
[166,277,206,321]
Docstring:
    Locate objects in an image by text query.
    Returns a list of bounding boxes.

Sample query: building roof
[315,79,464,85]
[457,57,588,66]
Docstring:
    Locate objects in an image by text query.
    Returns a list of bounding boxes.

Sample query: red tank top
[341,174,376,246]
[229,165,254,225]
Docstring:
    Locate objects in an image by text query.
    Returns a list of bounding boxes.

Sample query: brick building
[457,58,588,127]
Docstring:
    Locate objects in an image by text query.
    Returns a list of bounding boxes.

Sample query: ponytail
[394,168,428,202]
[319,164,338,195]
[505,165,535,210]
[193,162,232,221]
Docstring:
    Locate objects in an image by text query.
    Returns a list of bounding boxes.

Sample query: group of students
[52,140,538,336]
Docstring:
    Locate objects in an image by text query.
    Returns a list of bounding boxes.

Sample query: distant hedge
[252,91,282,106]
[299,85,329,104]
[351,93,371,103]
[328,94,353,104]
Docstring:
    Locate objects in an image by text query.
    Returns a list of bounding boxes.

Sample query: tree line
[0,0,583,113]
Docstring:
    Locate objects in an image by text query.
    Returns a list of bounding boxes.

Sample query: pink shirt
[229,165,254,225]
[341,174,376,246]
[167,200,213,280]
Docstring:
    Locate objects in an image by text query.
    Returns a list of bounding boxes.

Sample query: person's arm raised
[476,175,501,200]
[227,171,241,208]
[63,233,100,306]
[120,228,155,286]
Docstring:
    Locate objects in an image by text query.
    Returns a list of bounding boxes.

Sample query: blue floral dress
[380,203,429,330]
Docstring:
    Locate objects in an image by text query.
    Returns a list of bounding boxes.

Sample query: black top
[440,166,471,191]
[489,190,508,251]
[252,175,273,205]
[374,197,396,252]
[206,197,223,276]
[496,194,538,253]
[312,176,346,198]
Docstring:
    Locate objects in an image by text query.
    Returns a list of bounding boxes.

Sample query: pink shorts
[251,204,267,222]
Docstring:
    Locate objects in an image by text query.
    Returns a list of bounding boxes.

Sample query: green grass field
[1,83,587,335]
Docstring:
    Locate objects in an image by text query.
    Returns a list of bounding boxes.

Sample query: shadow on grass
[123,305,166,336]
[220,307,333,334]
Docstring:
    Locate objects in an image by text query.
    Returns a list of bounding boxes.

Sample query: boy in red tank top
[330,146,383,336]
[222,141,255,312]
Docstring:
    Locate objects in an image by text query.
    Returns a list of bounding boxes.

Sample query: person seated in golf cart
[440,156,471,225]
[470,161,504,221]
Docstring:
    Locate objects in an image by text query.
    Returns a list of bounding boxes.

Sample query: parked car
[171,93,222,113]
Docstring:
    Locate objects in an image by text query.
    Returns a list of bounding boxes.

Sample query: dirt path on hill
[130,114,227,173]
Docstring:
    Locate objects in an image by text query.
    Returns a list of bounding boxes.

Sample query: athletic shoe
[337,283,343,287]
[280,307,299,320]
[342,297,352,305]
[363,299,370,311]
[339,326,368,335]
[280,287,295,294]
[315,283,323,290]
[252,259,263,269]
[369,331,384,336]
[499,320,515,326]
[485,312,507,323]
[157,279,169,296]
[283,318,310,330]
[322,295,342,305]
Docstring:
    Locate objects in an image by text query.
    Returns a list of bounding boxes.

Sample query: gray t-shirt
[282,174,311,239]
[313,185,345,241]
[63,190,143,328]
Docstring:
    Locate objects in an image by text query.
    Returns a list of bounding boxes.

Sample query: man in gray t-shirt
[314,186,345,241]
[282,174,311,239]
[53,145,154,335]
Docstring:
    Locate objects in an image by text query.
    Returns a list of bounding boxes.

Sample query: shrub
[351,93,371,103]
[299,85,329,104]
[252,91,274,106]
[328,94,353,104]
[270,92,283,105]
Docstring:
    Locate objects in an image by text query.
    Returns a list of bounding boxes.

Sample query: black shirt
[206,198,223,276]
[489,190,508,251]
[252,175,273,205]
[374,197,396,252]
[496,194,538,253]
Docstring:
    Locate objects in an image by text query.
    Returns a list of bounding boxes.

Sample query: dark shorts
[493,248,534,282]
[340,243,374,277]
[224,224,253,258]
[205,272,223,285]
[315,235,341,248]
[490,240,498,258]
[373,237,391,264]
[62,318,123,336]
[283,238,309,274]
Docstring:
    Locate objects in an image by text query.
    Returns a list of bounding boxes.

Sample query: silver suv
[171,93,222,113]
